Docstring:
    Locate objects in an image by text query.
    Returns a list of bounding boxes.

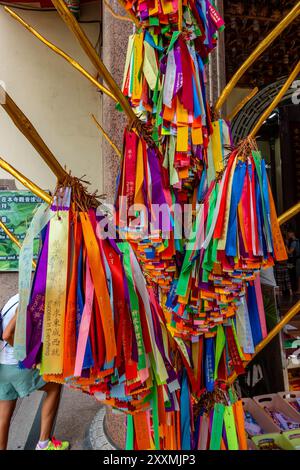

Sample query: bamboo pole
[0,220,36,269]
[215,2,300,115]
[226,201,300,386]
[249,61,300,139]
[178,0,183,32]
[91,114,122,159]
[115,0,141,28]
[0,157,52,204]
[0,86,67,183]
[226,87,259,121]
[228,300,300,386]
[51,0,137,124]
[5,7,118,104]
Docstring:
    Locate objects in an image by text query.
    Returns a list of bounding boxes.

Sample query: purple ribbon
[21,224,50,369]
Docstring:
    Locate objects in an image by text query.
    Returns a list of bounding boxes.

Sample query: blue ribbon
[225,161,247,257]
[76,246,94,371]
[254,169,267,258]
[180,371,191,450]
[247,283,263,346]
[144,31,164,52]
[261,159,273,252]
[205,337,215,392]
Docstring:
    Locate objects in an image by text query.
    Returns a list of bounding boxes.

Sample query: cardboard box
[252,433,295,450]
[278,391,300,416]
[254,393,300,428]
[282,429,300,450]
[242,397,280,434]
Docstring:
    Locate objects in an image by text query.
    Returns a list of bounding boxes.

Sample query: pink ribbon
[254,274,268,339]
[74,259,94,377]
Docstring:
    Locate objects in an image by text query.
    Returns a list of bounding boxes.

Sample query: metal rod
[51,0,137,124]
[249,61,300,139]
[91,114,122,158]
[5,7,118,103]
[215,2,300,115]
[0,157,52,204]
[0,220,36,268]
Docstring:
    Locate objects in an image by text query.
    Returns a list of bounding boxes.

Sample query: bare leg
[38,383,62,441]
[0,400,17,450]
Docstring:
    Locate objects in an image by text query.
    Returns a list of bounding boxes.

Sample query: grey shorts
[0,364,46,401]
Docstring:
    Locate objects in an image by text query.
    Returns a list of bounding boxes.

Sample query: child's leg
[38,382,62,441]
[0,400,17,450]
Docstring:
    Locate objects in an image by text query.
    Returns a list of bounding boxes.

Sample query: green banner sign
[0,191,43,271]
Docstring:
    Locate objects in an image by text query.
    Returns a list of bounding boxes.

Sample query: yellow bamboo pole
[226,87,259,121]
[226,202,300,386]
[228,300,300,386]
[178,0,183,32]
[0,220,36,269]
[0,157,52,204]
[278,202,300,226]
[250,61,300,139]
[5,7,118,104]
[91,114,122,159]
[0,85,67,183]
[51,0,137,124]
[215,2,300,115]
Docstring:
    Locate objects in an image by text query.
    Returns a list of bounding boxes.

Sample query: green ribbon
[252,151,271,246]
[209,403,225,450]
[231,318,245,361]
[223,405,239,450]
[152,384,160,450]
[126,414,134,450]
[203,185,219,275]
[214,325,226,380]
[118,243,146,370]
[167,31,181,53]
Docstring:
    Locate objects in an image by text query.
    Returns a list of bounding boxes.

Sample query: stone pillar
[101,0,227,449]
[102,0,133,203]
[102,1,132,448]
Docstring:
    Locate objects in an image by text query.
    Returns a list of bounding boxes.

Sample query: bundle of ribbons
[14,0,289,451]
[14,183,181,405]
[122,0,225,196]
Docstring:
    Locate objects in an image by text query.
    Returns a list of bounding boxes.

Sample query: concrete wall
[0,3,103,194]
[0,2,104,308]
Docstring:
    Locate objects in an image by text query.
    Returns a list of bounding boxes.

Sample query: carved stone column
[102,0,132,449]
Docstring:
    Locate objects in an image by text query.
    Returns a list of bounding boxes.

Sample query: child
[0,294,69,450]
